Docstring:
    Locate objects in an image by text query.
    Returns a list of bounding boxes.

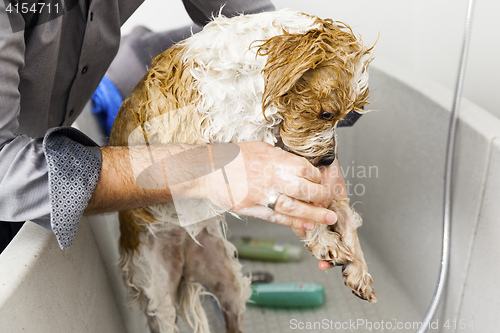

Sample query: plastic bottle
[248,283,325,308]
[233,236,303,262]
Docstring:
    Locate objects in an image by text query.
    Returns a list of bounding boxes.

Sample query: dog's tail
[178,277,212,333]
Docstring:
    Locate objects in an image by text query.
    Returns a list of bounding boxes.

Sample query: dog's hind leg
[120,226,187,333]
[183,225,252,333]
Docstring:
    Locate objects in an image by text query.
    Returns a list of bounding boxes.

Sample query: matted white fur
[183,10,326,145]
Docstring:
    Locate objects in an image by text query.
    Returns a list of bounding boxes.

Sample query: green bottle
[234,237,303,262]
[248,283,325,308]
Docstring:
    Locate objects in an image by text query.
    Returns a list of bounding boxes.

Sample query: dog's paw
[304,225,354,266]
[342,263,377,302]
[304,219,376,303]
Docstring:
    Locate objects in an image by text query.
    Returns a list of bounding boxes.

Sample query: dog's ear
[257,19,375,117]
[258,28,328,113]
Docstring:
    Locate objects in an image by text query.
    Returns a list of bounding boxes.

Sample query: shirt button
[81,66,88,74]
[69,109,75,117]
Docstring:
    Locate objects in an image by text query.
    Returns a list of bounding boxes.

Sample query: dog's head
[258,18,374,166]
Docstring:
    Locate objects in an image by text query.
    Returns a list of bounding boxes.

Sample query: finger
[236,205,314,230]
[274,151,322,184]
[273,175,330,204]
[318,260,334,270]
[274,194,337,226]
[268,213,315,231]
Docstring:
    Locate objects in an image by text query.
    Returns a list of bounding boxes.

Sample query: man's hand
[222,142,338,230]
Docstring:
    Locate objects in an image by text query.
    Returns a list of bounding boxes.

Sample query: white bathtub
[1,61,499,332]
[336,60,500,333]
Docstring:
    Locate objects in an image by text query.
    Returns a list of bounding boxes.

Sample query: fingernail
[304,222,315,230]
[326,212,337,225]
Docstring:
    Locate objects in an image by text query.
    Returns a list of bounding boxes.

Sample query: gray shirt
[0,0,274,249]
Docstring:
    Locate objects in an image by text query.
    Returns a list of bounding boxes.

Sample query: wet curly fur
[110,9,376,333]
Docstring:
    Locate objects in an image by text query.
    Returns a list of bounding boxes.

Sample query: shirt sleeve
[0,7,49,225]
[0,6,102,250]
[182,0,276,26]
[43,127,102,249]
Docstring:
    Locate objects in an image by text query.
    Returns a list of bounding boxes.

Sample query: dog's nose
[319,155,336,166]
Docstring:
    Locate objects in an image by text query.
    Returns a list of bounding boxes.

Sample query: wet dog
[110,9,376,333]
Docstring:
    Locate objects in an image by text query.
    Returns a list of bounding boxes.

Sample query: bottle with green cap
[233,237,303,262]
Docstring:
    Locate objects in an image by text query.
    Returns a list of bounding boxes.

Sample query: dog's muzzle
[276,135,336,166]
[318,154,336,166]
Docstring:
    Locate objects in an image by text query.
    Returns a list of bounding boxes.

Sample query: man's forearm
[84,145,201,215]
[84,146,162,215]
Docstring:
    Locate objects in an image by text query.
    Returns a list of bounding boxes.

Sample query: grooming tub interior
[1,62,499,333]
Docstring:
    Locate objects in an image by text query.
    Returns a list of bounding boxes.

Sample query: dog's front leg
[304,200,376,302]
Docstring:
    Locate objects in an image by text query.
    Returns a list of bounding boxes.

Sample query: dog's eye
[319,111,334,120]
